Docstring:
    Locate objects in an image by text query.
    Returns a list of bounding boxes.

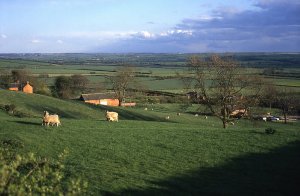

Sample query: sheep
[195,114,198,117]
[42,111,61,127]
[229,121,235,125]
[144,107,148,111]
[204,115,208,119]
[106,111,118,122]
[177,113,181,116]
[165,116,170,120]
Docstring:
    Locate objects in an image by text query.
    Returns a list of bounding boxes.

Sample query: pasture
[0,90,299,195]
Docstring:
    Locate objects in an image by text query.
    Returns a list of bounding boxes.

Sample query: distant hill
[1,53,300,68]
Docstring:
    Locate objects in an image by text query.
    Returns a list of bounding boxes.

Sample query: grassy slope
[0,90,300,195]
[0,90,102,119]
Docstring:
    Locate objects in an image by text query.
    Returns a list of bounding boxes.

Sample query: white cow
[42,111,61,127]
[106,111,119,122]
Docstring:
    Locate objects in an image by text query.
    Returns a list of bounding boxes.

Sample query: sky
[0,0,299,53]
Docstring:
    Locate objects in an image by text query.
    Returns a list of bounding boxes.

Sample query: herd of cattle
[41,108,248,127]
[42,110,118,126]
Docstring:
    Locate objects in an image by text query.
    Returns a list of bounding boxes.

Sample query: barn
[80,93,119,106]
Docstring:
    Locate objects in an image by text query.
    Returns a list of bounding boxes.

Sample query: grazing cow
[42,111,61,127]
[230,109,247,118]
[106,111,119,122]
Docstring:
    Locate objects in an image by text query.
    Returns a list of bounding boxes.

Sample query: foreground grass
[0,91,299,195]
[1,115,299,195]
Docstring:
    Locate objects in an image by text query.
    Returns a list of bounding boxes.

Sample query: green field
[1,90,299,195]
[1,53,300,92]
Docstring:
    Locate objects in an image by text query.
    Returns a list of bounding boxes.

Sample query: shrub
[4,104,16,114]
[0,148,88,195]
[265,127,276,134]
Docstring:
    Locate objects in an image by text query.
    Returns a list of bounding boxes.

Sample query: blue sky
[0,0,299,53]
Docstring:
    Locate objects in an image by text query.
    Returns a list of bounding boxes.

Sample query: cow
[106,111,119,122]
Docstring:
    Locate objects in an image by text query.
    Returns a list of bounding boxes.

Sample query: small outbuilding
[8,83,19,91]
[22,81,33,93]
[80,93,119,106]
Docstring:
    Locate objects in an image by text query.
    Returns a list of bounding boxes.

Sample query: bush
[4,104,16,114]
[0,148,88,195]
[265,127,276,134]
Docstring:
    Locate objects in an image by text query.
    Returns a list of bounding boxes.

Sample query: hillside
[0,90,299,195]
[0,90,103,119]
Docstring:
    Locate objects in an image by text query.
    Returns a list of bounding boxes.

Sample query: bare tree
[11,69,31,83]
[106,65,136,106]
[277,89,298,124]
[185,55,262,128]
[262,81,278,111]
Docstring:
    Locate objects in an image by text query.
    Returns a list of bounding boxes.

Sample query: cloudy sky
[0,0,299,53]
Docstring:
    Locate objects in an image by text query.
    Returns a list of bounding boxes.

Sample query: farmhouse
[8,81,33,93]
[80,93,119,106]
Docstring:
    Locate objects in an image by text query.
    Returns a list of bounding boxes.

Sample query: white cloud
[1,34,7,39]
[31,39,41,43]
[67,31,135,40]
[56,39,63,44]
[138,31,155,38]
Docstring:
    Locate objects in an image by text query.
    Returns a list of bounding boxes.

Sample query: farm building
[22,81,33,93]
[8,81,33,93]
[8,83,19,91]
[80,93,119,106]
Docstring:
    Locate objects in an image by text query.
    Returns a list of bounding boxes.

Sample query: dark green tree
[54,76,73,98]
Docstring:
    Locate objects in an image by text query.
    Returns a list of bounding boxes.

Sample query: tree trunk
[283,109,287,124]
[222,120,227,129]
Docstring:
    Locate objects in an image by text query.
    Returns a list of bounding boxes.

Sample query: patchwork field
[0,90,299,195]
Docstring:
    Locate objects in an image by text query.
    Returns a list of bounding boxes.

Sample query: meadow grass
[0,90,299,195]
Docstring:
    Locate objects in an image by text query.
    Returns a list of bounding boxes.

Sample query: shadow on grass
[25,102,89,119]
[249,130,268,135]
[10,120,41,126]
[104,141,300,196]
[97,105,171,122]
